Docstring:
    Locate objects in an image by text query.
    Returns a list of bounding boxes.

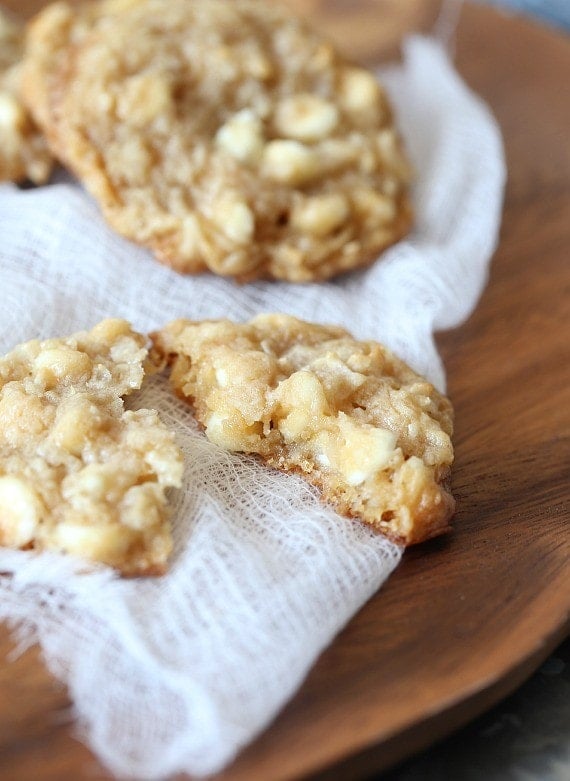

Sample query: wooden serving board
[1,1,569,779]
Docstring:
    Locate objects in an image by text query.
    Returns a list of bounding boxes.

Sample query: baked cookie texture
[0,319,183,576]
[0,8,53,185]
[22,0,412,282]
[153,315,455,545]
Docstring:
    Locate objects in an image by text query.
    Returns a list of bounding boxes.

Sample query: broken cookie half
[0,319,183,576]
[153,314,455,545]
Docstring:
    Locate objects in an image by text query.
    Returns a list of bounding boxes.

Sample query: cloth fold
[0,36,505,779]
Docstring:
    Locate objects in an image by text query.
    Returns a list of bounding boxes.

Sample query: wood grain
[1,1,569,780]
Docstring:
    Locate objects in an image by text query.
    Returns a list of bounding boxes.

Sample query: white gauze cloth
[0,37,505,779]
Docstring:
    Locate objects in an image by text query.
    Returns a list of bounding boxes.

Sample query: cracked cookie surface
[0,8,52,184]
[0,319,183,576]
[23,0,412,282]
[153,314,454,545]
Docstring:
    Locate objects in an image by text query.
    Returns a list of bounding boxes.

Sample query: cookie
[152,314,454,545]
[22,0,412,282]
[0,8,52,184]
[0,319,183,576]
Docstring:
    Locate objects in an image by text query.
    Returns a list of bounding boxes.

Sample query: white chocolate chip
[51,397,104,456]
[274,371,329,440]
[215,367,230,387]
[179,214,203,259]
[35,348,93,388]
[0,476,43,547]
[0,91,23,130]
[205,410,259,451]
[213,197,255,244]
[262,140,320,186]
[316,415,397,486]
[274,94,338,142]
[52,521,131,559]
[215,109,265,163]
[292,193,349,237]
[120,484,161,530]
[89,318,134,343]
[65,464,115,504]
[339,67,381,114]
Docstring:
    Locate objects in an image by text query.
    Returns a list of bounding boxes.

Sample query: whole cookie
[0,8,52,185]
[153,314,455,545]
[23,0,412,282]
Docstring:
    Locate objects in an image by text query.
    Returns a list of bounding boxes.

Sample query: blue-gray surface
[375,5,569,778]
[378,639,570,780]
[480,0,570,28]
